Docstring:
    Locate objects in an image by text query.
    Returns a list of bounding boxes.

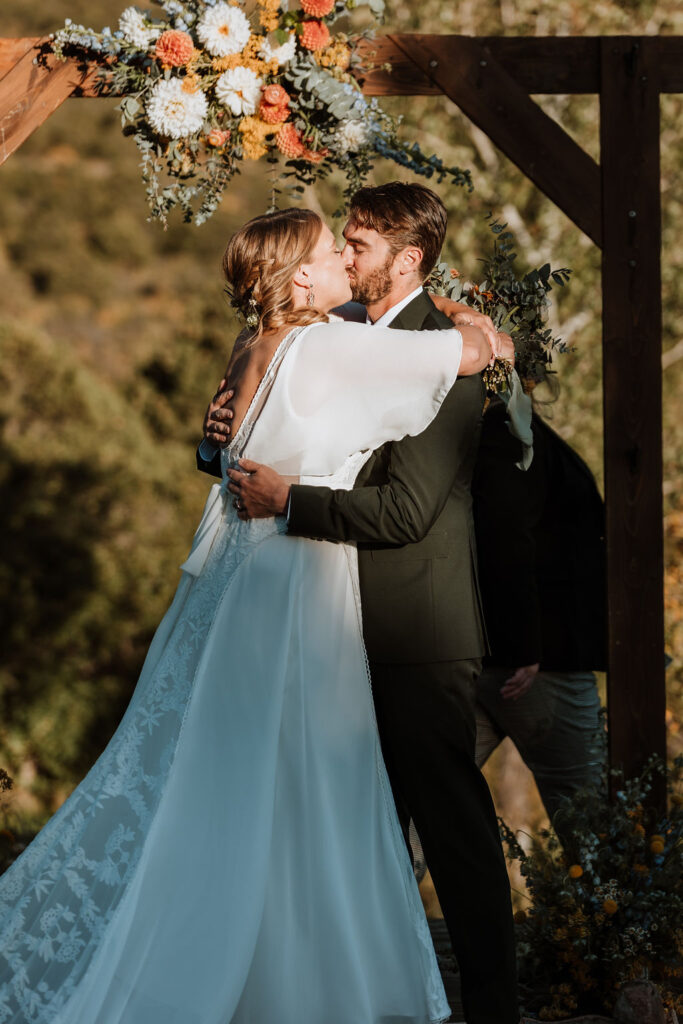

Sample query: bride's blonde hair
[222,209,330,342]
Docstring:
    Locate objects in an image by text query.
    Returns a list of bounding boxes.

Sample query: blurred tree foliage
[0,0,681,825]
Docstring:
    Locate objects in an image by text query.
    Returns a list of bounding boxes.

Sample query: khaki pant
[475,667,604,823]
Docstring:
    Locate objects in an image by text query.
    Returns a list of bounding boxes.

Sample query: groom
[198,183,519,1024]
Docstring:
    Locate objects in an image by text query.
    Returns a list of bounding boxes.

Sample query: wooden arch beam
[385,34,602,246]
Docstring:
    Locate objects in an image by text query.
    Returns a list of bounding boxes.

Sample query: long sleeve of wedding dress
[0,320,462,1024]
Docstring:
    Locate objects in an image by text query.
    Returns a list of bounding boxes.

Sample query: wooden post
[600,37,667,801]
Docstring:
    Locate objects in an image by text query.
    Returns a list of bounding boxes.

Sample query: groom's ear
[396,245,424,276]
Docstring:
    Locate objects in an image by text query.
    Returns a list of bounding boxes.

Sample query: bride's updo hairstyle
[223,209,330,342]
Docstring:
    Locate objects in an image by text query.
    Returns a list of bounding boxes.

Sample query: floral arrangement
[50,0,472,225]
[499,755,683,1021]
[427,216,572,396]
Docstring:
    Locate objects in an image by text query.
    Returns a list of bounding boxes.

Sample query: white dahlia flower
[118,6,160,48]
[146,78,208,138]
[336,119,370,154]
[196,3,251,57]
[215,66,262,116]
[259,30,296,67]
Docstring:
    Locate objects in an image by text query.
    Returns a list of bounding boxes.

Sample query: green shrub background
[1,0,681,825]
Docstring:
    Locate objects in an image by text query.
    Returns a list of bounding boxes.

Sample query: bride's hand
[430,294,499,358]
[203,379,235,448]
[495,331,515,365]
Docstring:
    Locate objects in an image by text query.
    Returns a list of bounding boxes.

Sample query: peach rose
[206,128,232,147]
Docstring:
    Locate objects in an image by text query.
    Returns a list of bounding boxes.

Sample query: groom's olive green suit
[289,292,518,1024]
[197,291,518,1024]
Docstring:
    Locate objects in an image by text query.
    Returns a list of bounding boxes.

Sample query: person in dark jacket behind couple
[472,396,607,836]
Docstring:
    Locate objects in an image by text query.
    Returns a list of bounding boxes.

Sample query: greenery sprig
[427,215,572,395]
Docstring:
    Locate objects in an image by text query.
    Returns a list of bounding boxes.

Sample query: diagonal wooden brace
[0,39,92,166]
[389,33,603,247]
[0,37,42,80]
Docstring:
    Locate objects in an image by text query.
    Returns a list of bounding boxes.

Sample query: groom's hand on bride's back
[227,460,290,520]
[203,379,235,448]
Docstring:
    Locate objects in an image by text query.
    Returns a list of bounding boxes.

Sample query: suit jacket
[472,401,607,672]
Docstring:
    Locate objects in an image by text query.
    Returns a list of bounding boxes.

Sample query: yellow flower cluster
[315,40,353,71]
[258,0,281,32]
[238,116,274,159]
[181,73,202,94]
[569,960,594,989]
[539,983,578,1021]
[212,35,279,76]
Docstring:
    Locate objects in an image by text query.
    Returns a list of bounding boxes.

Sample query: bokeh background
[1,0,682,900]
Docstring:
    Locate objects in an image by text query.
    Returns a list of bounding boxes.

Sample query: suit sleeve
[196,443,222,479]
[287,374,484,545]
[472,409,545,667]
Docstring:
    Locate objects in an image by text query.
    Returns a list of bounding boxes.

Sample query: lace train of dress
[0,321,463,1023]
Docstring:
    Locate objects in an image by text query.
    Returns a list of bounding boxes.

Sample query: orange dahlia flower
[300,20,331,51]
[276,122,306,158]
[155,29,195,67]
[301,0,335,15]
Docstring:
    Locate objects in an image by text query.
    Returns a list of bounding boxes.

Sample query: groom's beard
[348,254,395,306]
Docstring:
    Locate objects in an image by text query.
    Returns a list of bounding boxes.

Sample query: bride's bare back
[223,328,292,441]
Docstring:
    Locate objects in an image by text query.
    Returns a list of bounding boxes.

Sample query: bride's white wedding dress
[0,318,464,1024]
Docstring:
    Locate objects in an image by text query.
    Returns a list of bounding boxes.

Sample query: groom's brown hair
[348,182,447,279]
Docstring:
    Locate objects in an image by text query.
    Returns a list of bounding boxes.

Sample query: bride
[0,208,499,1024]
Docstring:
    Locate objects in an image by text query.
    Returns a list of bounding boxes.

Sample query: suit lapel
[386,289,433,331]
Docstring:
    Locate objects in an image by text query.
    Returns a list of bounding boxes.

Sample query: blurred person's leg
[474,696,505,768]
[521,671,603,820]
[476,667,603,822]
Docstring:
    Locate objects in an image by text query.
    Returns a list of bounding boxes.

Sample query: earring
[307,285,315,307]
[246,294,259,329]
